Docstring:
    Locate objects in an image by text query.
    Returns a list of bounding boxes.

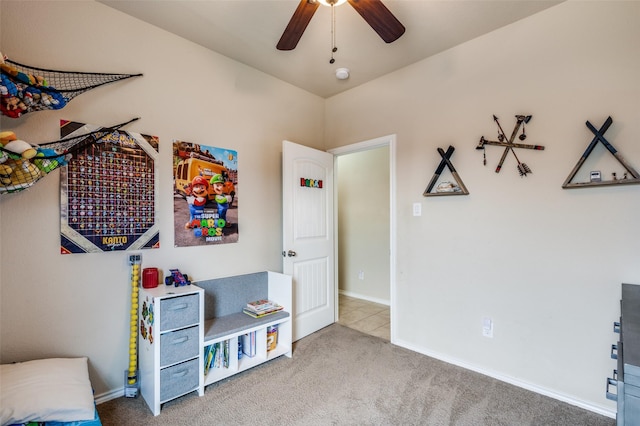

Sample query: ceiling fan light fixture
[277,0,405,51]
[335,68,350,80]
[317,0,347,7]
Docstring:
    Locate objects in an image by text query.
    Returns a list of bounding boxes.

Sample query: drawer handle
[171,369,189,379]
[168,303,189,311]
[613,322,620,333]
[171,336,189,345]
[606,377,618,401]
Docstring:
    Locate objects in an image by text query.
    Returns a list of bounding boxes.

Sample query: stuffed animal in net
[0,51,142,118]
[0,118,139,194]
[0,131,37,159]
[0,131,42,191]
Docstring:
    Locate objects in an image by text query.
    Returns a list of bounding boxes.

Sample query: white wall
[0,0,324,398]
[325,0,639,416]
[337,146,390,303]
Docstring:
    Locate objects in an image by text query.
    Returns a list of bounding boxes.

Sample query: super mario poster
[172,141,238,247]
[60,120,160,254]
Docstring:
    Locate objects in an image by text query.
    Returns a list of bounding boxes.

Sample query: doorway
[329,135,396,342]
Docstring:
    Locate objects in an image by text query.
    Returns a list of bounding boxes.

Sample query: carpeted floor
[97,323,615,425]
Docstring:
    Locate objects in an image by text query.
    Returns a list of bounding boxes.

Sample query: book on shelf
[223,340,230,368]
[206,344,213,372]
[242,306,283,318]
[246,299,275,310]
[204,340,231,374]
[241,331,256,358]
[245,299,284,314]
[203,344,217,376]
[267,325,278,352]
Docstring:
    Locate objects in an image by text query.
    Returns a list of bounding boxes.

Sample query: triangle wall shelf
[423,145,469,197]
[563,116,640,189]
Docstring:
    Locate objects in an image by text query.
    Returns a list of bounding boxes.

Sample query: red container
[142,268,159,288]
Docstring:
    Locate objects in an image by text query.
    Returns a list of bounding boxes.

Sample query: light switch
[482,317,493,338]
[413,203,422,216]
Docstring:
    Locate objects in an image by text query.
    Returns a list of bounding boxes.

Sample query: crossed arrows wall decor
[476,114,545,177]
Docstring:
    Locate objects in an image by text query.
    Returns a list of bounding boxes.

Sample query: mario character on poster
[210,173,230,225]
[172,141,238,247]
[184,175,209,229]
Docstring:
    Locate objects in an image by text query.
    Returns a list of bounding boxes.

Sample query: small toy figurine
[165,269,191,287]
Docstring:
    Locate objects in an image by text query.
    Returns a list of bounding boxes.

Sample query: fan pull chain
[329,4,337,64]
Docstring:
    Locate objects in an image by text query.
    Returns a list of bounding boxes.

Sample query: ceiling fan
[276,0,405,51]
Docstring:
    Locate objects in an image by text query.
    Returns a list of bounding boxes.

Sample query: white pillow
[0,357,95,426]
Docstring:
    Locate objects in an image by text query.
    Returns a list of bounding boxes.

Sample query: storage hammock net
[0,57,142,118]
[0,117,139,195]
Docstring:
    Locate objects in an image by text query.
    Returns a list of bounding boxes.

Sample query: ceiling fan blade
[347,0,405,44]
[277,0,320,51]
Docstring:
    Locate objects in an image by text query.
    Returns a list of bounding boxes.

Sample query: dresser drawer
[160,358,199,402]
[160,293,200,331]
[160,325,199,367]
[625,364,640,387]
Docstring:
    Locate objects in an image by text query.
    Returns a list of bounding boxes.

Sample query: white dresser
[138,285,204,416]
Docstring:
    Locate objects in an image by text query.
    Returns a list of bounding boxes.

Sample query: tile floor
[338,294,390,341]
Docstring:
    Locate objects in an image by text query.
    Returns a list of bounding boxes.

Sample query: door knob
[287,250,297,257]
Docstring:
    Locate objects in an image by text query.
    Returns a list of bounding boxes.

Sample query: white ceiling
[99,0,562,98]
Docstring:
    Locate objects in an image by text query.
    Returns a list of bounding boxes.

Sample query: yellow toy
[125,254,141,397]
[0,158,43,192]
[0,131,37,159]
[0,164,12,186]
[0,131,42,192]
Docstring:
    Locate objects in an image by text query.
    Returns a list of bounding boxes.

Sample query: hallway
[338,294,390,341]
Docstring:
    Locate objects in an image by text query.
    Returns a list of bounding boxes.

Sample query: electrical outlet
[413,203,422,216]
[482,317,494,338]
[358,271,365,280]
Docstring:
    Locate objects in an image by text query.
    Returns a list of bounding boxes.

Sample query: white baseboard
[339,289,390,306]
[94,387,124,405]
[393,338,616,420]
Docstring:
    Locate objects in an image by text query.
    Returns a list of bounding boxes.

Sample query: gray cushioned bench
[196,271,290,343]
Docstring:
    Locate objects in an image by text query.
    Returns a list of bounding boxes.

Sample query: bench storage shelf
[202,312,291,385]
[138,271,292,416]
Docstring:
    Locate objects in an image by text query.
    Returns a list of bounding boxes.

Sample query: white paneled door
[282,140,335,341]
